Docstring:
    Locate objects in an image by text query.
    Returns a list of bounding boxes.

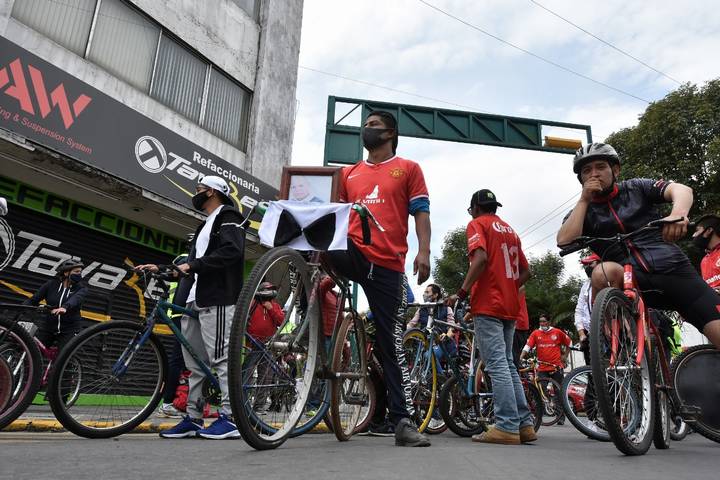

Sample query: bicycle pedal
[678,405,701,423]
[345,393,368,405]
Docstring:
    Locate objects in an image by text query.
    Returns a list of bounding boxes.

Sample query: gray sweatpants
[180,301,234,418]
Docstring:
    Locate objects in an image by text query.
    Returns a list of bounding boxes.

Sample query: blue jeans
[474,315,532,434]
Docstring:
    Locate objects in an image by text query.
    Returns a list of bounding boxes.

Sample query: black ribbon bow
[273,209,337,250]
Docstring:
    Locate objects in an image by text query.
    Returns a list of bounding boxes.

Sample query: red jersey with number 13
[466,214,528,320]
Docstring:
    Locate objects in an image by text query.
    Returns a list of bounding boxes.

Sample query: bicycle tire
[227,246,318,450]
[0,356,11,412]
[402,329,437,432]
[671,344,720,443]
[289,379,331,438]
[651,341,670,450]
[590,288,655,455]
[438,373,486,437]
[525,383,544,432]
[330,313,369,441]
[538,377,563,427]
[669,416,689,441]
[0,317,42,431]
[62,356,83,409]
[47,321,167,438]
[561,366,611,441]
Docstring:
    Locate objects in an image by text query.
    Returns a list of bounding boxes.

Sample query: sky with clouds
[290,0,720,304]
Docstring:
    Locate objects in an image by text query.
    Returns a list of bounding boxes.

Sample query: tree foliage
[432,227,467,294]
[607,80,720,216]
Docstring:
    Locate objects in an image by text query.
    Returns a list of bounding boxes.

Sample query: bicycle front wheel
[438,372,486,437]
[561,366,610,441]
[330,313,370,441]
[672,344,720,443]
[591,288,654,455]
[227,246,319,450]
[46,321,166,438]
[0,317,42,430]
[538,377,563,427]
[402,329,437,432]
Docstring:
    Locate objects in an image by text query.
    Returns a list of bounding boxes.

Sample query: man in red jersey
[448,189,532,446]
[693,214,720,294]
[521,314,571,386]
[327,111,431,447]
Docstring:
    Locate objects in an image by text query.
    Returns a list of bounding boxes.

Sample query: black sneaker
[368,420,395,437]
[394,418,431,447]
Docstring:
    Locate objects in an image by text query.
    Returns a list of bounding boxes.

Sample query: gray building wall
[0,0,301,188]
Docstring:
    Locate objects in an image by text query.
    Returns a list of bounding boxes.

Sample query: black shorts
[635,261,720,332]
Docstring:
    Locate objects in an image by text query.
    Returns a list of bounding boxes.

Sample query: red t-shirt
[466,214,528,320]
[338,156,429,272]
[516,290,529,331]
[701,246,720,288]
[526,327,571,371]
[247,300,284,340]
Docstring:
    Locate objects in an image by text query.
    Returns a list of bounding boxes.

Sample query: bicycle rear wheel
[561,366,610,441]
[651,341,670,449]
[330,313,370,441]
[591,288,654,455]
[672,344,720,443]
[524,382,544,432]
[402,329,437,432]
[0,317,42,430]
[438,372,486,437]
[227,246,319,450]
[47,321,166,438]
[538,377,563,427]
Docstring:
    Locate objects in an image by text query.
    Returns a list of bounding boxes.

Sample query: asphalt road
[1,425,717,480]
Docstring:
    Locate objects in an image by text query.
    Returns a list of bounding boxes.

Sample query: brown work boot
[471,427,520,445]
[520,425,538,443]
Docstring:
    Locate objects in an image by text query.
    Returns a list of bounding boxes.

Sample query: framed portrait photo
[279,166,341,203]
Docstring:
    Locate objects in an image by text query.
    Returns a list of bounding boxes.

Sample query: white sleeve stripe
[409,194,429,202]
[221,222,244,228]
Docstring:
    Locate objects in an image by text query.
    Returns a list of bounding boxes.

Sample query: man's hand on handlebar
[134,264,159,273]
[660,215,688,243]
[51,307,67,315]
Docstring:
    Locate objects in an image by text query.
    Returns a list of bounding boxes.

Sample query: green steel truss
[324,96,592,165]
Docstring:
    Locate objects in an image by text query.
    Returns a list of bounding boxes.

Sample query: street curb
[7,419,333,434]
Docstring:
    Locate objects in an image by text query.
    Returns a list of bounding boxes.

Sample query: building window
[11,0,251,151]
[150,34,207,122]
[11,0,96,56]
[203,69,251,151]
[231,0,260,21]
[87,0,160,92]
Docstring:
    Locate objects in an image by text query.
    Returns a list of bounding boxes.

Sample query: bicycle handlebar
[558,218,684,257]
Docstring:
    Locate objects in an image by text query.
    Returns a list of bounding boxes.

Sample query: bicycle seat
[259,201,351,251]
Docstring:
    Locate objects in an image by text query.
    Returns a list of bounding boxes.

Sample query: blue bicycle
[46,265,222,438]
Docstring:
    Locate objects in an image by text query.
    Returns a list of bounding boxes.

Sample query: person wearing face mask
[693,214,720,294]
[24,258,88,352]
[575,253,600,365]
[135,175,245,440]
[520,315,571,391]
[408,283,458,375]
[557,143,720,348]
[327,110,432,447]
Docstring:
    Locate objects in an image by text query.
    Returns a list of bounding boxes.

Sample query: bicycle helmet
[573,143,620,174]
[56,258,84,275]
[256,281,278,298]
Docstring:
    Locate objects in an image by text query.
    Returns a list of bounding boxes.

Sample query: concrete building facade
[0,0,302,322]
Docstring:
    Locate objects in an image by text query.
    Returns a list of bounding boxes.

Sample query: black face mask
[362,128,392,151]
[192,191,210,211]
[69,273,82,283]
[584,265,594,278]
[693,232,712,251]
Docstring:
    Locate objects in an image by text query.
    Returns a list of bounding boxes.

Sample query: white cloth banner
[258,200,350,251]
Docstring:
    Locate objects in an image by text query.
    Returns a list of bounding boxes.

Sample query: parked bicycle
[226,203,375,450]
[560,218,720,455]
[45,265,221,438]
[519,357,564,427]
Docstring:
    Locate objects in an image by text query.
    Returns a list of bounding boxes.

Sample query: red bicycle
[560,219,720,455]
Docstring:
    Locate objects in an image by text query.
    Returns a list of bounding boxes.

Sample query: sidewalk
[7,405,331,433]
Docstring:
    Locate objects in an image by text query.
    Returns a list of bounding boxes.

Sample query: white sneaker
[158,403,183,418]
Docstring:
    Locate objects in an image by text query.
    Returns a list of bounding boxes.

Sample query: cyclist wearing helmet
[557,143,720,347]
[24,258,88,351]
[247,281,284,341]
[693,214,720,294]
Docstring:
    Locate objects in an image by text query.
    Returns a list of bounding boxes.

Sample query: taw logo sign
[0,58,92,129]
